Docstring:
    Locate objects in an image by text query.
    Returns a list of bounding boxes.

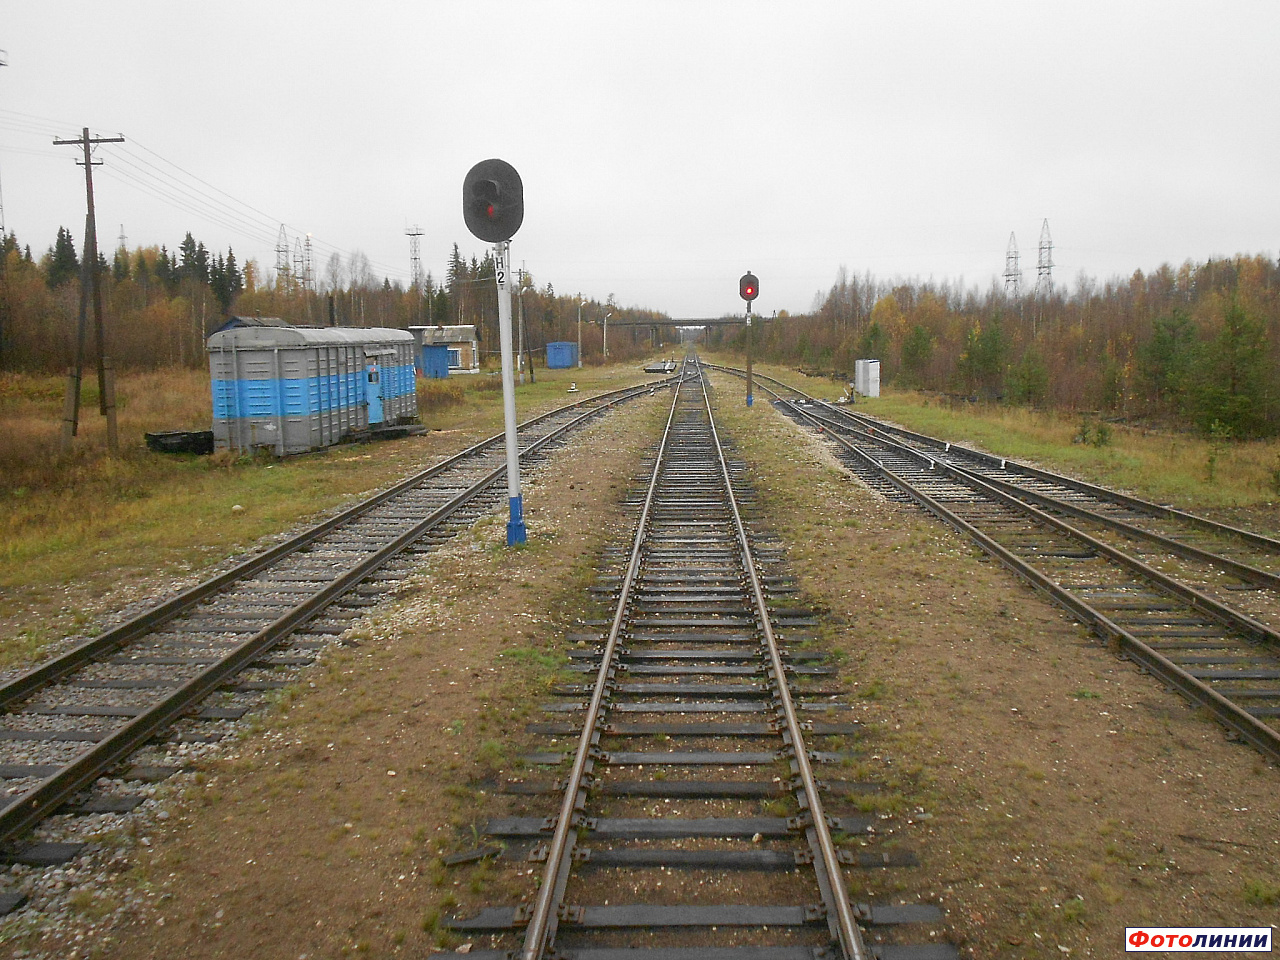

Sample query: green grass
[499,646,564,670]
[1243,877,1280,906]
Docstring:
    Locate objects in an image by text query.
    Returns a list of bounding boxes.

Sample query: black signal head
[463,159,524,242]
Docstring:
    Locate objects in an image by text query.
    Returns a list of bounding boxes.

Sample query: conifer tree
[155,246,174,291]
[195,241,210,284]
[113,247,131,282]
[46,226,80,288]
[134,251,151,289]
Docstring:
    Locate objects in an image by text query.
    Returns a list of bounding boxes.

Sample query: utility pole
[1,52,9,371]
[577,296,585,368]
[54,127,124,454]
[0,50,7,237]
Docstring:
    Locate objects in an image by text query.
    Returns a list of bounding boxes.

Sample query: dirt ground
[11,375,1280,960]
[710,376,1280,958]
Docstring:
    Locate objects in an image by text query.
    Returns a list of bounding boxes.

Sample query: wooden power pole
[55,128,125,454]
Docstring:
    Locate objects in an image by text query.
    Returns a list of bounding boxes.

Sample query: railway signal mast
[463,158,526,545]
[739,271,759,406]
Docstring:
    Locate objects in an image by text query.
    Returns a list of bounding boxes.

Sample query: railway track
[708,364,1280,763]
[0,378,673,888]
[448,361,952,960]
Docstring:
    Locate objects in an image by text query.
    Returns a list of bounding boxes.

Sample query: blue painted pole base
[746,393,754,407]
[507,495,528,546]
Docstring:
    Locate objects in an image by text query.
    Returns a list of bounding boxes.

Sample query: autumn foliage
[0,229,669,377]
[726,256,1280,438]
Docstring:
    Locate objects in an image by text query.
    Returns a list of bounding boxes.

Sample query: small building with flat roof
[408,325,480,374]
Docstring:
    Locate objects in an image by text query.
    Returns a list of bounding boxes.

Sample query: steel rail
[0,380,674,847]
[829,403,1280,556]
[802,405,1280,594]
[773,396,1280,764]
[0,378,673,710]
[787,402,1280,650]
[698,372,868,960]
[518,369,689,960]
[712,362,1280,613]
[704,361,1280,555]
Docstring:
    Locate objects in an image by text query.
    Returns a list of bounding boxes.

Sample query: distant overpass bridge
[607,317,772,327]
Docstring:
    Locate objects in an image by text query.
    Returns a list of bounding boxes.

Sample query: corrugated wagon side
[209,326,417,455]
[362,330,417,424]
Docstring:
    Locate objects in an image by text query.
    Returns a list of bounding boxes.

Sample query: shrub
[417,379,465,411]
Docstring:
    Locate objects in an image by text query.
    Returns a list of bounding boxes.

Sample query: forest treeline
[0,228,671,375]
[5,225,1277,439]
[723,256,1280,439]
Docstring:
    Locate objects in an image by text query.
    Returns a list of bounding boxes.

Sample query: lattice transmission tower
[292,238,305,292]
[1035,219,1054,301]
[406,225,424,291]
[275,225,292,290]
[1003,232,1021,299]
[1035,219,1054,330]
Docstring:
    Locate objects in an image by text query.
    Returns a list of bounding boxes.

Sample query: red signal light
[739,271,759,302]
[463,160,524,242]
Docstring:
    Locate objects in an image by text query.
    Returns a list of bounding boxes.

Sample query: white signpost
[494,241,526,544]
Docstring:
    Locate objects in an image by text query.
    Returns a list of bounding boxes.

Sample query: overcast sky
[2,1,1277,318]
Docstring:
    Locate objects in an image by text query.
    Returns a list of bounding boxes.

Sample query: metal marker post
[745,300,754,407]
[495,241,526,545]
[517,286,526,385]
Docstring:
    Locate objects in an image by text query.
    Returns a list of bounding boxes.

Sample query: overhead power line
[120,137,411,281]
[1,107,413,283]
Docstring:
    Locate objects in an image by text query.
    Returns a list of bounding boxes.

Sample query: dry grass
[699,353,1280,516]
[417,378,465,410]
[0,368,211,493]
[0,359,676,665]
[859,390,1280,513]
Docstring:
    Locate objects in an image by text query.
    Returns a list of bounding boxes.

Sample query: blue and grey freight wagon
[208,326,417,455]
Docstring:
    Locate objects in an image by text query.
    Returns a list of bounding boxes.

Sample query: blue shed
[546,341,578,369]
[420,343,450,379]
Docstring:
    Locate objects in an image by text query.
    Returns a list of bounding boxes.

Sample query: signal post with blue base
[740,271,759,407]
[464,158,527,546]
